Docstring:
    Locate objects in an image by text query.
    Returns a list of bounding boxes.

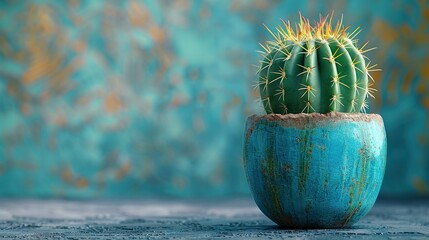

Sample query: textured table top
[0,199,428,239]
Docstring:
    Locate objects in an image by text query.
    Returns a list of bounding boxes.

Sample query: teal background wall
[0,0,428,198]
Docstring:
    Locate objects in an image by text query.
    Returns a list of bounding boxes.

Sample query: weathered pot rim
[245,113,384,136]
[249,112,382,123]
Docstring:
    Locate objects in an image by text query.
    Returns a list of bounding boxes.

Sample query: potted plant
[243,14,386,228]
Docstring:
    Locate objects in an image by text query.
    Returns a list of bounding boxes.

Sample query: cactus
[256,14,380,114]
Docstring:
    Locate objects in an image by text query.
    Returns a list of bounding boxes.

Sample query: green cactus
[256,14,380,114]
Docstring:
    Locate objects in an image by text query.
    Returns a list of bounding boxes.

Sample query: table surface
[0,199,428,239]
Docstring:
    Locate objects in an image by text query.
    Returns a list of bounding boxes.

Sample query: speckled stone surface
[0,199,428,239]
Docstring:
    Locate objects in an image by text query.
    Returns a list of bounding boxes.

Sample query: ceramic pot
[243,113,387,228]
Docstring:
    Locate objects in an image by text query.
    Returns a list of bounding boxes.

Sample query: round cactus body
[257,15,379,114]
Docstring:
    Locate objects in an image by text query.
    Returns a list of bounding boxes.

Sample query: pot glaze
[243,113,387,228]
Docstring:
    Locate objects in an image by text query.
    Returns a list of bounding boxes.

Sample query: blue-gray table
[0,199,428,239]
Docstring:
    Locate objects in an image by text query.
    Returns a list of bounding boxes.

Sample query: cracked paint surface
[0,0,428,198]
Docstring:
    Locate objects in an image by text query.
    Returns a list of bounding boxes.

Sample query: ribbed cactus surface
[257,15,379,114]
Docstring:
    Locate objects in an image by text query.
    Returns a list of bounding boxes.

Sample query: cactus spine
[257,14,380,114]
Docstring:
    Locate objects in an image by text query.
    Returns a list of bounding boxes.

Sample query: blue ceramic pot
[243,113,387,228]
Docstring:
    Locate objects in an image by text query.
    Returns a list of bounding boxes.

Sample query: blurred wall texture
[0,0,428,198]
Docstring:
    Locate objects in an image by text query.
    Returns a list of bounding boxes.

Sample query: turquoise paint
[244,114,387,228]
[0,0,428,198]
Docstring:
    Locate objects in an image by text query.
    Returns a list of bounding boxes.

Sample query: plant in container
[243,14,386,228]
